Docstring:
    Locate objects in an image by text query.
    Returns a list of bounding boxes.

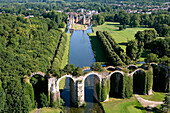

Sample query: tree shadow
[106,23,120,26]
[134,106,146,110]
[118,42,127,46]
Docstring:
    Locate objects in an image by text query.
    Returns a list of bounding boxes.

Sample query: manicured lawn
[89,22,154,62]
[139,92,166,102]
[40,107,62,113]
[88,33,109,63]
[60,33,71,69]
[101,96,146,113]
[91,22,154,51]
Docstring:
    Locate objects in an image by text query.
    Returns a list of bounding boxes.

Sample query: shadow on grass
[118,42,127,46]
[135,106,163,113]
[134,106,146,110]
[141,49,151,58]
[89,35,109,62]
[150,107,163,113]
[106,23,119,26]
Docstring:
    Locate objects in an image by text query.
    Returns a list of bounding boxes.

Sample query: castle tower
[76,16,78,23]
[83,15,86,25]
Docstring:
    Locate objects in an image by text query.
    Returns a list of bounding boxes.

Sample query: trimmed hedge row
[51,33,67,70]
[96,31,125,66]
[123,74,133,98]
[103,31,131,65]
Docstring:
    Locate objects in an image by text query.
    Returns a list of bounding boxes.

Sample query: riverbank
[88,33,108,63]
[69,24,88,30]
[60,33,71,69]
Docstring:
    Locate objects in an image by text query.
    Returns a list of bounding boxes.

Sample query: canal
[60,25,104,113]
[68,26,96,67]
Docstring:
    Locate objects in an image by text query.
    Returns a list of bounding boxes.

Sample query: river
[60,25,104,113]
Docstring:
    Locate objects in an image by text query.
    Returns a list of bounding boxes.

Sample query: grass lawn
[101,96,146,113]
[89,22,154,62]
[88,33,109,63]
[139,92,166,102]
[91,22,154,51]
[40,107,62,113]
[60,33,71,69]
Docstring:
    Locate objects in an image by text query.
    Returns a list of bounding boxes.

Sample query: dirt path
[35,108,41,113]
[135,94,163,108]
[135,94,163,113]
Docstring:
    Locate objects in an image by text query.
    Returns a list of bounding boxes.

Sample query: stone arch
[31,72,46,77]
[109,71,124,98]
[130,68,145,76]
[56,75,75,92]
[56,75,76,106]
[82,72,101,83]
[108,71,124,78]
[83,72,101,102]
[150,63,158,66]
[126,64,138,69]
[132,69,146,94]
[106,66,116,71]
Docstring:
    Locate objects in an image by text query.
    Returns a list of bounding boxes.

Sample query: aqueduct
[29,63,169,106]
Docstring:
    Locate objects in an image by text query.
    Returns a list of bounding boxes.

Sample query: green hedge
[103,31,131,65]
[123,74,133,98]
[23,81,35,108]
[96,31,125,66]
[145,67,153,94]
[51,33,68,70]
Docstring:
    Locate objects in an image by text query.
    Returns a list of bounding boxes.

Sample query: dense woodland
[0,12,69,112]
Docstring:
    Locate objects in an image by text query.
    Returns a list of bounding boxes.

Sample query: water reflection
[61,76,103,113]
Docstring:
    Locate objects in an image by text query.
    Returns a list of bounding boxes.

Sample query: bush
[123,24,127,29]
[119,26,123,30]
[91,62,104,72]
[59,22,65,28]
[39,93,49,108]
[145,53,159,63]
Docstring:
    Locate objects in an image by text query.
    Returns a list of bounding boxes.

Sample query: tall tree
[126,40,138,60]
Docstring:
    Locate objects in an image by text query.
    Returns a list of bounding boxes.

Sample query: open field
[89,22,154,62]
[139,92,166,102]
[60,33,71,69]
[101,96,146,113]
[91,22,154,51]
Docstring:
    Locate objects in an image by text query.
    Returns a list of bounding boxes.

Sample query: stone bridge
[47,64,151,106]
[30,63,169,106]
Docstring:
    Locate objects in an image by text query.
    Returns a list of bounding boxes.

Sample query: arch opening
[84,74,100,102]
[59,77,75,107]
[109,72,123,98]
[133,70,146,94]
[30,74,48,108]
[107,67,116,71]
